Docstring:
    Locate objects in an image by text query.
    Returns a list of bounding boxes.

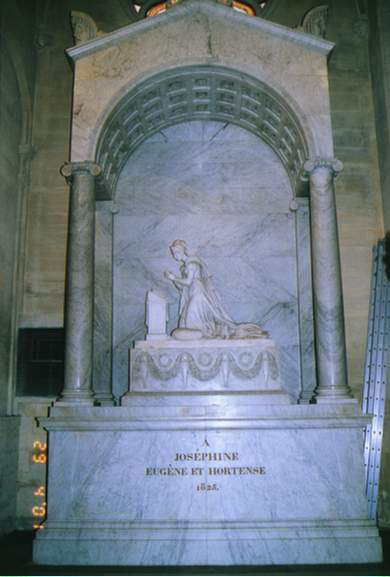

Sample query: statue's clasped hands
[164,271,176,281]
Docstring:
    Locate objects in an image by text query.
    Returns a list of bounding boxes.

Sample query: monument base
[33,401,382,566]
[34,520,381,566]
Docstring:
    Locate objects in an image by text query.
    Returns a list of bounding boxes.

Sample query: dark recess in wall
[16,329,64,397]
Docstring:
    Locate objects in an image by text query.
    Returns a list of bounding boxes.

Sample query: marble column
[291,198,316,403]
[304,158,353,402]
[58,161,100,405]
[93,201,115,405]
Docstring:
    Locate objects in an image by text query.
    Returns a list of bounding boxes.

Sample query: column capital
[303,157,343,176]
[60,161,101,182]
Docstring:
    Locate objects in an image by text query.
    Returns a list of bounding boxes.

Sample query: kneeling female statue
[164,240,268,340]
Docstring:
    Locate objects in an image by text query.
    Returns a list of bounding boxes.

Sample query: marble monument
[33,0,382,566]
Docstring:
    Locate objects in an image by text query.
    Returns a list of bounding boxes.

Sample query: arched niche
[94,65,309,198]
[103,119,315,402]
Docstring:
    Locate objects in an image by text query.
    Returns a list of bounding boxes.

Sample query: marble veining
[33,403,382,566]
[59,162,100,404]
[112,121,306,400]
[294,199,316,401]
[304,159,351,401]
[44,425,369,523]
[93,202,114,404]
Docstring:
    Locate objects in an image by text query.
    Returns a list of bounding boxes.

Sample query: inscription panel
[46,426,368,525]
[145,449,266,492]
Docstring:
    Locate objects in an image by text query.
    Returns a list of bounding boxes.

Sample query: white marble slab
[33,404,382,566]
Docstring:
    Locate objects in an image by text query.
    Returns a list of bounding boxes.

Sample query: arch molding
[95,65,309,197]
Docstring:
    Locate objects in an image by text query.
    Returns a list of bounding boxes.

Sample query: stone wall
[0,0,35,412]
[0,0,36,535]
[21,2,74,328]
[0,27,22,414]
[0,418,20,535]
[21,0,134,328]
[369,0,390,231]
[368,0,390,527]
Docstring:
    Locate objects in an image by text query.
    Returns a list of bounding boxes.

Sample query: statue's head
[170,239,187,261]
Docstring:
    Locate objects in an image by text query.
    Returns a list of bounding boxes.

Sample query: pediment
[67,0,333,63]
[68,0,336,188]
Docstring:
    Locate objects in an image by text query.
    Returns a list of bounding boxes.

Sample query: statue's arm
[166,263,196,287]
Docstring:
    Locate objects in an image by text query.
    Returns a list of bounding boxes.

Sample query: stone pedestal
[33,390,382,566]
[129,338,283,393]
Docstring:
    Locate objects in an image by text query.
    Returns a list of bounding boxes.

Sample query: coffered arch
[95,65,310,198]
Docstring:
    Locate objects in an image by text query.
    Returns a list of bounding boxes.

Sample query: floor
[1,530,389,576]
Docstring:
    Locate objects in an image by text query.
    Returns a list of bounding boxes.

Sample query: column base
[94,392,116,406]
[298,391,315,404]
[315,385,356,404]
[56,390,96,406]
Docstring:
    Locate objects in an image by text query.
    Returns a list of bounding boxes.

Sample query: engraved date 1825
[196,483,219,492]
